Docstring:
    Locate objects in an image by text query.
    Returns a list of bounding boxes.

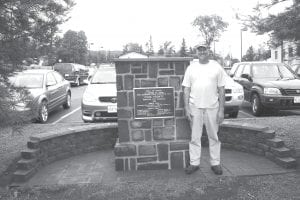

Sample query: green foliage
[56,30,88,64]
[192,15,228,48]
[0,0,74,128]
[246,0,300,44]
[242,46,271,61]
[179,38,188,57]
[145,35,154,56]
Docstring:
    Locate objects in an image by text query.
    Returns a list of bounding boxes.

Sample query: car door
[239,64,252,101]
[46,72,60,110]
[52,71,66,105]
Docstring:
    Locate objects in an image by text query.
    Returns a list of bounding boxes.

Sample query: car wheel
[228,111,238,118]
[63,92,71,109]
[251,94,264,116]
[38,101,48,123]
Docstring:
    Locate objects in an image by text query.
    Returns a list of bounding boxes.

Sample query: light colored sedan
[81,67,117,122]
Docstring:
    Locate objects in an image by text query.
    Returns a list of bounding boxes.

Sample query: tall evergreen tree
[179,38,188,57]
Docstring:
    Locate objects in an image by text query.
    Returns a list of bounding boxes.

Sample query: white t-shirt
[182,60,226,108]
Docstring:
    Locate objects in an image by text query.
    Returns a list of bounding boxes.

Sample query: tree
[245,0,300,45]
[56,30,88,64]
[243,46,256,61]
[145,35,154,56]
[0,0,74,128]
[192,15,228,48]
[123,43,144,54]
[179,38,188,57]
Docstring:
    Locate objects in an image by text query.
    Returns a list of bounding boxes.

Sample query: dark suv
[230,62,300,116]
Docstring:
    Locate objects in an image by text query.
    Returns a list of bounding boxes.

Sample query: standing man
[182,43,225,175]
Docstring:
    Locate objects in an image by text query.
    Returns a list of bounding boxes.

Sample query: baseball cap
[195,43,208,51]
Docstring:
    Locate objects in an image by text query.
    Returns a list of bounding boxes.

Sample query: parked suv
[230,62,300,116]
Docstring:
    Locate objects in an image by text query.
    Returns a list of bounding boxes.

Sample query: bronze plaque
[134,87,175,119]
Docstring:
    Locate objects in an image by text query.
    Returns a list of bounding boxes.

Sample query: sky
[59,0,282,59]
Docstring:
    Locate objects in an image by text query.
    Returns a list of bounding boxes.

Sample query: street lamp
[240,27,248,61]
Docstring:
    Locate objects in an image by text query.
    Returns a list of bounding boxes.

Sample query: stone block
[135,74,147,78]
[266,138,284,148]
[125,158,129,171]
[124,75,134,90]
[149,63,158,78]
[176,118,191,140]
[158,77,168,87]
[131,130,144,141]
[164,118,174,126]
[169,76,181,91]
[132,66,142,73]
[257,143,270,151]
[153,127,175,140]
[175,62,185,75]
[114,143,136,157]
[27,141,39,149]
[117,109,132,119]
[130,158,136,170]
[130,119,151,129]
[175,109,184,117]
[135,80,141,88]
[118,120,130,142]
[117,92,128,107]
[145,130,152,141]
[137,163,169,170]
[159,70,174,75]
[141,79,156,87]
[116,75,123,90]
[153,119,163,126]
[21,149,40,159]
[171,152,184,169]
[128,92,134,107]
[273,157,297,169]
[115,159,124,171]
[185,150,190,167]
[157,143,169,161]
[170,141,189,151]
[261,129,276,139]
[137,156,157,163]
[270,147,291,157]
[138,144,156,156]
[116,63,130,74]
[249,147,265,156]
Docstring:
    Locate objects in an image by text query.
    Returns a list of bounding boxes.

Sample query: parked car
[230,62,300,116]
[290,63,300,77]
[9,69,71,123]
[81,67,117,122]
[224,74,244,118]
[53,63,89,86]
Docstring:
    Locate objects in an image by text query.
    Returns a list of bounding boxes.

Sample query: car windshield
[10,73,44,88]
[252,64,295,79]
[90,69,116,84]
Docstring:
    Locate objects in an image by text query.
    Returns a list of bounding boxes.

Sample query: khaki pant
[189,103,221,166]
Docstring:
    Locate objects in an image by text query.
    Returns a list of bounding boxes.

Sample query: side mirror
[241,74,252,81]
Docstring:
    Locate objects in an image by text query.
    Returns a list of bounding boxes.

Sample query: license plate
[107,105,117,113]
[294,96,300,103]
[65,74,69,77]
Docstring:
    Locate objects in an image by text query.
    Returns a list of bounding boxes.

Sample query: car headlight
[264,88,281,95]
[232,88,243,93]
[83,91,98,103]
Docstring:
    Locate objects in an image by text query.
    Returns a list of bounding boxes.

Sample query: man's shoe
[211,165,223,175]
[185,165,199,175]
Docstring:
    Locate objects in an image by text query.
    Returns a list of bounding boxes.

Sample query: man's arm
[217,86,225,124]
[183,86,192,121]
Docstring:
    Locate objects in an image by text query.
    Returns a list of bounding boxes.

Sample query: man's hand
[185,106,192,122]
[216,110,224,124]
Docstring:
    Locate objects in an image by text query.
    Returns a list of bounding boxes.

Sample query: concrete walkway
[23,148,296,186]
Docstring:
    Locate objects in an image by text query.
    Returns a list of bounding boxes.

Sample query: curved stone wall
[13,123,118,183]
